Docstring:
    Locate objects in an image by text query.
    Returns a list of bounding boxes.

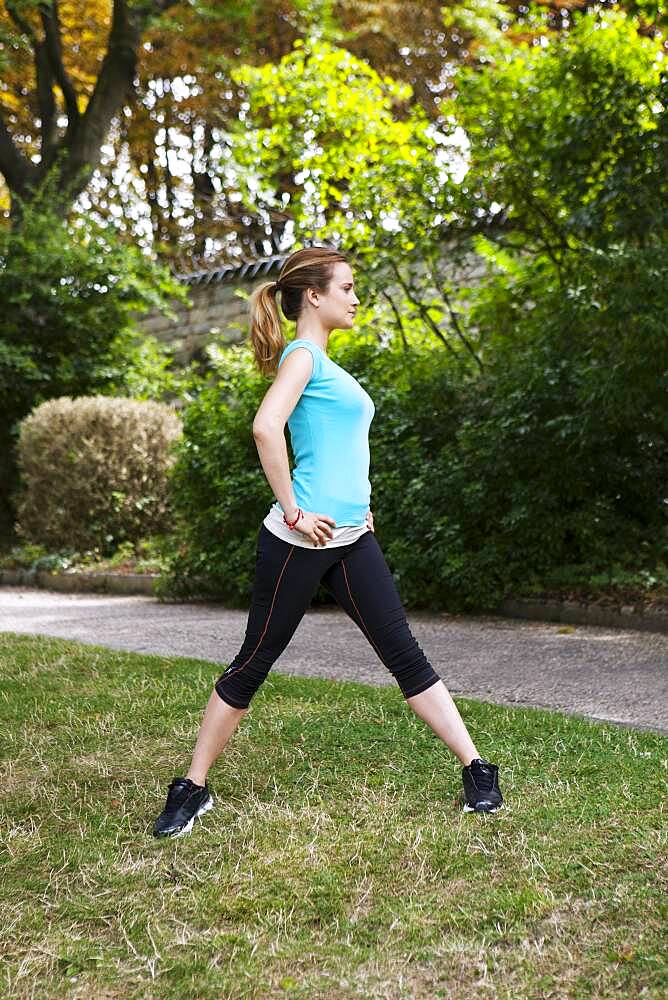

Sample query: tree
[0,0,182,225]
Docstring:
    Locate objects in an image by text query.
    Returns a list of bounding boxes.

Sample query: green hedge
[158,302,667,610]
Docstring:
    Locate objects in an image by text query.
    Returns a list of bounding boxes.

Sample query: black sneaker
[153,777,214,838]
[461,758,503,813]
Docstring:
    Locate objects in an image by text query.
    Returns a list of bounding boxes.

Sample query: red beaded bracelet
[283,507,303,530]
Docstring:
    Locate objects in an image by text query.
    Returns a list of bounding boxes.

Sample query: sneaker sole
[170,795,215,838]
[462,801,504,813]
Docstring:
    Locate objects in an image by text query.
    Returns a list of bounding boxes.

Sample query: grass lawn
[1,632,666,999]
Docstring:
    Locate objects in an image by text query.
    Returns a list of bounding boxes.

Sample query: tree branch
[4,0,181,213]
[388,259,464,367]
[39,1,81,134]
[380,288,410,351]
[439,284,484,373]
[0,107,36,194]
[58,0,181,203]
[6,3,60,176]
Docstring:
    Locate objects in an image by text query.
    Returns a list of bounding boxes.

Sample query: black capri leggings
[214,522,441,709]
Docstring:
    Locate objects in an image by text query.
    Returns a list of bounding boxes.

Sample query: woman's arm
[252,427,299,520]
[252,348,314,521]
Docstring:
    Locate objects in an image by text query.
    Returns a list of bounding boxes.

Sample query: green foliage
[101,333,203,405]
[0,186,187,433]
[0,182,189,539]
[341,332,666,611]
[332,6,662,610]
[442,0,512,50]
[0,536,168,575]
[231,37,419,234]
[449,7,666,250]
[227,38,455,315]
[0,540,50,571]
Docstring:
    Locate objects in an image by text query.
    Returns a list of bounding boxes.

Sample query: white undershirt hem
[263,502,370,549]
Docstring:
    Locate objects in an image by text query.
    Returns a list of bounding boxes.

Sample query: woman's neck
[294,331,329,353]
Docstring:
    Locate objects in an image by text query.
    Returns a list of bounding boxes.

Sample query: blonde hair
[248,246,348,376]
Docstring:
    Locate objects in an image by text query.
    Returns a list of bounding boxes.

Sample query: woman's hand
[291,509,337,546]
[366,509,374,533]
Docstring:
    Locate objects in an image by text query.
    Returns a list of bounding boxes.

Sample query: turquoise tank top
[276,338,375,525]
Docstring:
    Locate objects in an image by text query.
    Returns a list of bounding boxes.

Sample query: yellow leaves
[398,144,417,162]
[0,0,107,115]
[0,178,10,214]
[60,0,111,40]
[0,91,23,113]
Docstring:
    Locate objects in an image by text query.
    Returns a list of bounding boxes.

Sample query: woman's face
[311,261,360,330]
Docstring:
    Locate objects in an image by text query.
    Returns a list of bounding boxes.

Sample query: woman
[153,247,503,838]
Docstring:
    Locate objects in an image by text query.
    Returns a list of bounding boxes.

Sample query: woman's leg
[321,531,480,766]
[186,525,339,784]
[404,682,478,766]
[186,693,248,786]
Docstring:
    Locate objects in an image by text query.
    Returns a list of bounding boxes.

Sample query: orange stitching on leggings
[341,558,388,666]
[219,545,295,682]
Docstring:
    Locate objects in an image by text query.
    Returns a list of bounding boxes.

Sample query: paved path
[2,586,667,734]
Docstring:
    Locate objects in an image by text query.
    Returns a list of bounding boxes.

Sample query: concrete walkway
[2,585,667,734]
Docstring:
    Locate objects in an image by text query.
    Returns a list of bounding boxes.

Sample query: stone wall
[135,254,284,364]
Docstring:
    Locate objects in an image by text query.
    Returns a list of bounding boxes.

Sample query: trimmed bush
[14,396,182,554]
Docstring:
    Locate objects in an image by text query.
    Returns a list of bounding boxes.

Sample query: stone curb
[2,569,667,635]
[496,597,668,635]
[0,568,159,596]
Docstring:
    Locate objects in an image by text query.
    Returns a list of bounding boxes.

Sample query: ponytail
[248,280,284,378]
